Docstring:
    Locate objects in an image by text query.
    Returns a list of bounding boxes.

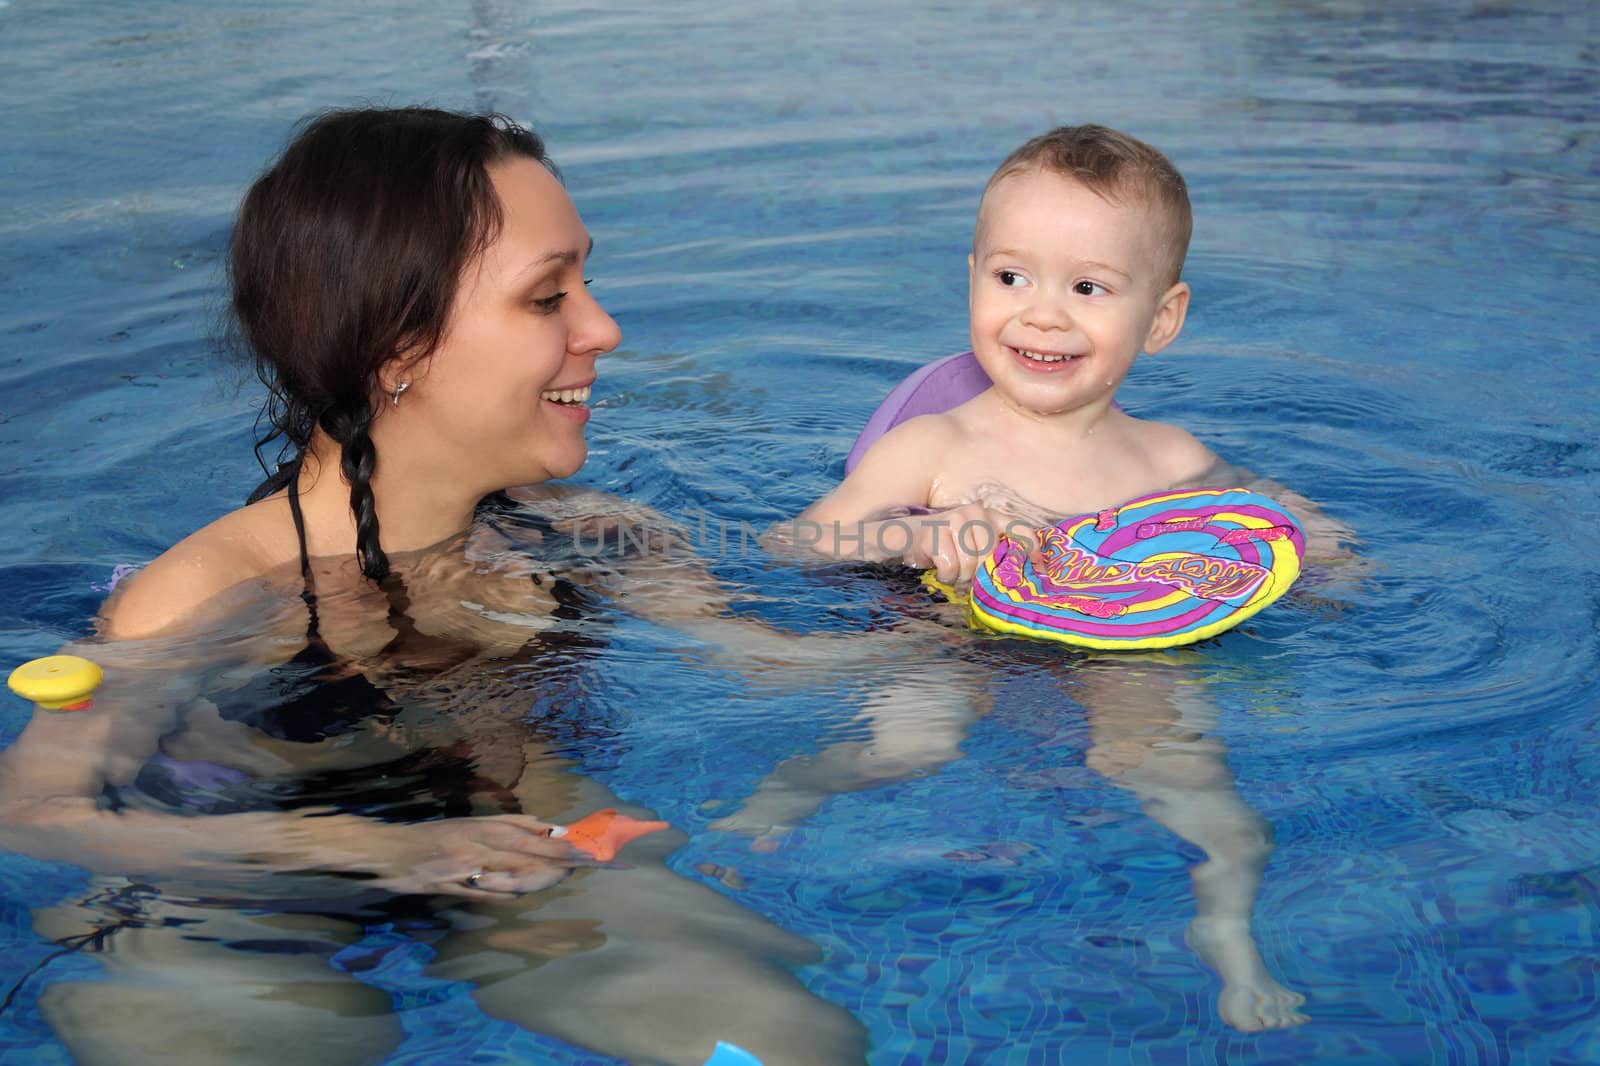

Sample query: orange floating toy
[557,808,669,861]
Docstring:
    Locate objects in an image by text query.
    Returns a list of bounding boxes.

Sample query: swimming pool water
[2,1,1598,1063]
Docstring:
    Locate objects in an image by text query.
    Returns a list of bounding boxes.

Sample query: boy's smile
[968,166,1188,420]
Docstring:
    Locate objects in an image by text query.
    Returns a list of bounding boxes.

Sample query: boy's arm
[796,417,944,531]
[1187,456,1357,566]
[776,417,1007,585]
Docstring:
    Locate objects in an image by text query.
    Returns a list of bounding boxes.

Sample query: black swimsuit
[128,465,602,819]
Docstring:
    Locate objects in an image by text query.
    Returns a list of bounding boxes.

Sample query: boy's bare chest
[926,435,1169,521]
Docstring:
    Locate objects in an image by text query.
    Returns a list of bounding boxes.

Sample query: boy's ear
[1143,281,1190,355]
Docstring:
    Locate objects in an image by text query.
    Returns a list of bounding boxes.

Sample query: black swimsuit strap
[245,462,298,506]
[276,465,528,676]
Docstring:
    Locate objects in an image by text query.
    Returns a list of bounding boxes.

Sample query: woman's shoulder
[101,498,300,640]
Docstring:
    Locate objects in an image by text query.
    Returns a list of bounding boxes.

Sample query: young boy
[795,125,1217,583]
[757,127,1312,1031]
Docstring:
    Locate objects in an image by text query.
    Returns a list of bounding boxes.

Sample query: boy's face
[968,167,1188,419]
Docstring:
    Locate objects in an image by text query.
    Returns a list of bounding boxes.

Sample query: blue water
[3,1,1598,1063]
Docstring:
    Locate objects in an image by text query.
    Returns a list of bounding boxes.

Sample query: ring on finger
[465,870,485,889]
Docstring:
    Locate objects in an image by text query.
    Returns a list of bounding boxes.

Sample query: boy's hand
[903,502,1018,587]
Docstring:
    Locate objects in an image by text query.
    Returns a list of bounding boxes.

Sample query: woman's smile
[541,379,594,423]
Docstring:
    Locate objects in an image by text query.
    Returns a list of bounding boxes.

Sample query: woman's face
[409,157,620,492]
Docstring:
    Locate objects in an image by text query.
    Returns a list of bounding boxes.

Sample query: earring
[391,381,409,407]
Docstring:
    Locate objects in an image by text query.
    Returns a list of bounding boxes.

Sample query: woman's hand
[0,795,589,901]
[359,814,588,898]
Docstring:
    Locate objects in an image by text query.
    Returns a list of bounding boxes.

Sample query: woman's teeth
[541,386,591,404]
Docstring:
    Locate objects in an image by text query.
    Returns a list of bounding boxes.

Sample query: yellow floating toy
[7,655,104,711]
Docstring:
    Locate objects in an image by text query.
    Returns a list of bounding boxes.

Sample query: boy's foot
[706,780,828,850]
[1186,915,1309,1031]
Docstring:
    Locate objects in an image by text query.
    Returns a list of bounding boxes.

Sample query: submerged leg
[31,885,401,1066]
[1082,670,1308,1032]
[434,771,869,1065]
[710,672,980,841]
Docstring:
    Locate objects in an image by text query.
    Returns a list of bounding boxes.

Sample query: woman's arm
[500,484,935,666]
[0,641,584,899]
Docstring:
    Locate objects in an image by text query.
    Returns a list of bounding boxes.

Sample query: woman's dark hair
[229,106,554,581]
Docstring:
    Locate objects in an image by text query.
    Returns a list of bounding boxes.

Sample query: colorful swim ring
[966,488,1304,649]
[852,354,1304,649]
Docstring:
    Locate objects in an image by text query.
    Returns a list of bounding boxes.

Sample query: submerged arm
[504,483,950,676]
[1187,456,1358,566]
[0,638,583,899]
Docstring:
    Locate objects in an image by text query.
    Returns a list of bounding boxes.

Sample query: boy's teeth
[1018,348,1071,363]
[541,386,591,404]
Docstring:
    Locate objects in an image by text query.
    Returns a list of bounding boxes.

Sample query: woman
[0,108,867,1065]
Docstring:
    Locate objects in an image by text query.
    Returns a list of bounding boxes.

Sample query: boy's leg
[1082,668,1308,1032]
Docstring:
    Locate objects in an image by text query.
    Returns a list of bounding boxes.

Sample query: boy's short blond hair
[982,125,1193,286]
